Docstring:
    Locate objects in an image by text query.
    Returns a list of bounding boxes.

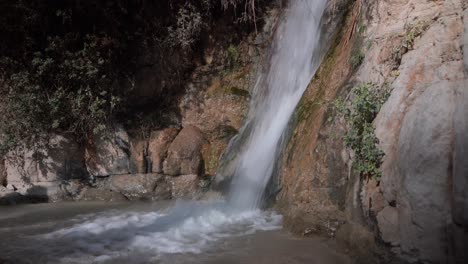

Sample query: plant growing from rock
[391,21,429,69]
[335,83,390,180]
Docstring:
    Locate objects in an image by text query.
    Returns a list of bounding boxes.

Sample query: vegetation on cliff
[0,0,268,154]
[335,83,390,179]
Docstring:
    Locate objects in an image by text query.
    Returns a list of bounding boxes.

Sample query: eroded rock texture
[278,0,468,263]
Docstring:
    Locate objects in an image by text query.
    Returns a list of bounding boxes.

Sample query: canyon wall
[278,0,467,263]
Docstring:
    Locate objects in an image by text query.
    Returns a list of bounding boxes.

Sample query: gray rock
[163,125,204,176]
[170,174,200,199]
[397,82,455,263]
[85,126,131,177]
[5,134,88,195]
[109,173,171,201]
[79,186,128,202]
[0,158,5,186]
[376,206,400,246]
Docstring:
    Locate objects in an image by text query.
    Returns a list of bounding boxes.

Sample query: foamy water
[0,1,330,263]
[32,201,281,263]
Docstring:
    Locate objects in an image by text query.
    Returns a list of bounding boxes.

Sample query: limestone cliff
[278,0,467,263]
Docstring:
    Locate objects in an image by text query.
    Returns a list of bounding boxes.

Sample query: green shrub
[227,45,240,69]
[350,50,365,70]
[0,35,123,152]
[0,0,270,154]
[336,83,390,179]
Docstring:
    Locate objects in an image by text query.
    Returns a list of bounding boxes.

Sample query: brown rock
[170,174,200,199]
[163,126,204,176]
[148,128,179,173]
[129,138,148,174]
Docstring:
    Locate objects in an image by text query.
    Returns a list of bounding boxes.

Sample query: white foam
[38,201,282,263]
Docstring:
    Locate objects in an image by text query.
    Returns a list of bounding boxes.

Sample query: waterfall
[227,0,327,209]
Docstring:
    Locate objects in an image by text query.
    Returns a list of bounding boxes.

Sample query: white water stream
[0,1,330,263]
[228,0,326,209]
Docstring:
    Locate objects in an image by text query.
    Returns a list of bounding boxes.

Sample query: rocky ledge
[0,125,210,205]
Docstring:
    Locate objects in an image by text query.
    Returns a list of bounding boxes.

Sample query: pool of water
[0,201,351,264]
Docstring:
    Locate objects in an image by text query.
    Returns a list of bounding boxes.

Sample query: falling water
[228,0,327,209]
[0,2,332,263]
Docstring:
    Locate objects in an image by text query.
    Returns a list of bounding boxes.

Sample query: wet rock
[85,126,131,177]
[170,174,200,199]
[376,206,400,246]
[148,128,179,173]
[336,222,377,262]
[60,179,86,198]
[163,125,204,176]
[110,173,171,201]
[79,186,128,202]
[77,178,127,202]
[0,186,26,205]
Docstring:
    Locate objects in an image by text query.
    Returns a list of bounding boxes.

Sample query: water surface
[0,202,351,264]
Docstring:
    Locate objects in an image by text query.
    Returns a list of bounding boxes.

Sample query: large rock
[396,82,455,263]
[0,158,5,186]
[163,125,204,176]
[451,7,468,262]
[5,135,87,197]
[129,138,148,174]
[109,173,171,201]
[170,174,200,199]
[376,206,400,247]
[148,128,179,173]
[85,126,131,177]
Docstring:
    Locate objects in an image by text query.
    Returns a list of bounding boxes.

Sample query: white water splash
[228,0,327,209]
[38,201,281,263]
[30,1,327,262]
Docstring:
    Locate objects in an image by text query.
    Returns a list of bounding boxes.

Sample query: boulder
[85,126,131,177]
[129,138,148,174]
[5,135,87,194]
[396,82,455,263]
[5,148,38,191]
[109,173,171,201]
[376,206,400,246]
[170,174,200,199]
[163,125,204,176]
[36,135,88,182]
[79,187,128,202]
[148,128,179,173]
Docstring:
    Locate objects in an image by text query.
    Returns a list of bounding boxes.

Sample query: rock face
[129,138,148,174]
[278,0,468,263]
[163,125,204,176]
[170,174,200,199]
[110,173,171,201]
[85,126,131,177]
[0,158,6,186]
[3,134,88,201]
[148,128,179,173]
[367,0,466,262]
